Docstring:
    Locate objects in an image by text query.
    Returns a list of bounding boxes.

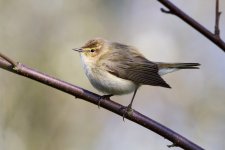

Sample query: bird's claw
[120,104,133,121]
[98,94,113,108]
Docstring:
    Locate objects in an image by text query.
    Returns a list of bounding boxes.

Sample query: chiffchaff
[73,38,200,110]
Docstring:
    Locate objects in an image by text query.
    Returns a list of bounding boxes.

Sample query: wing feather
[99,42,171,88]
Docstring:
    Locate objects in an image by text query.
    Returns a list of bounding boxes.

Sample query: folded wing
[100,42,171,88]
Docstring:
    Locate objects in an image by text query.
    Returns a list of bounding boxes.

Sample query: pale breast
[81,56,136,95]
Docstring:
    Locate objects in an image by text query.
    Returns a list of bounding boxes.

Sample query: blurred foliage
[0,0,225,150]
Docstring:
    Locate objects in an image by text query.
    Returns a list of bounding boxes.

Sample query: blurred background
[0,0,225,149]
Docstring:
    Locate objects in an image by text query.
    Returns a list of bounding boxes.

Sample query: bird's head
[73,38,107,58]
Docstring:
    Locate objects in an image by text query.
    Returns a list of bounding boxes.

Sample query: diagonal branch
[0,53,204,150]
[158,0,225,52]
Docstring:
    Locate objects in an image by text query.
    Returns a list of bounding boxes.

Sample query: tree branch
[0,53,204,150]
[215,0,221,37]
[0,52,18,68]
[158,0,225,52]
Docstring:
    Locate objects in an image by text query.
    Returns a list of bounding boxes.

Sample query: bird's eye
[90,49,95,52]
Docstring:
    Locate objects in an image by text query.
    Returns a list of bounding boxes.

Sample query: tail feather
[166,63,200,69]
[156,62,200,76]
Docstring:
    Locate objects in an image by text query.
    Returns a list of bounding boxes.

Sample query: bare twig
[0,53,204,150]
[214,0,221,37]
[0,52,18,68]
[158,0,225,52]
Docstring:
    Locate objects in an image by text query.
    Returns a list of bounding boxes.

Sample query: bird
[73,38,200,112]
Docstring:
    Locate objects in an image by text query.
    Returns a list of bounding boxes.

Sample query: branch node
[0,52,18,68]
[13,62,22,71]
[160,8,174,15]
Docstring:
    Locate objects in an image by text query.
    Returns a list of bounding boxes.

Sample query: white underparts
[80,54,137,95]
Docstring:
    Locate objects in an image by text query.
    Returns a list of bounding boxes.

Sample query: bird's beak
[72,48,84,52]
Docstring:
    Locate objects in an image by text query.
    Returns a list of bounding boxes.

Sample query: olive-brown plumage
[73,38,200,109]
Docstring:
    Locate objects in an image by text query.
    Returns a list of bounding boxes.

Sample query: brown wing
[99,42,171,88]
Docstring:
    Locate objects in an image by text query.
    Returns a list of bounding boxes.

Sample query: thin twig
[0,52,18,67]
[0,53,204,150]
[214,0,221,37]
[158,0,225,52]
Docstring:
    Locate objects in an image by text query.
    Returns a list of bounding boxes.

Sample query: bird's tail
[156,62,200,76]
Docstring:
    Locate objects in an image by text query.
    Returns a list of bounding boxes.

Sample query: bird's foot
[98,94,113,108]
[120,104,133,121]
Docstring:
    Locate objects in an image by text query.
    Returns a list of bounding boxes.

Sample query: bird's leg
[120,87,138,120]
[98,94,113,108]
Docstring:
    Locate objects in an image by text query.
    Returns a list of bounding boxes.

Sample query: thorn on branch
[160,8,174,15]
[167,143,178,148]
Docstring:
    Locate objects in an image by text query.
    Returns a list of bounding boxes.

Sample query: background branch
[215,0,221,37]
[0,53,204,150]
[158,0,225,52]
